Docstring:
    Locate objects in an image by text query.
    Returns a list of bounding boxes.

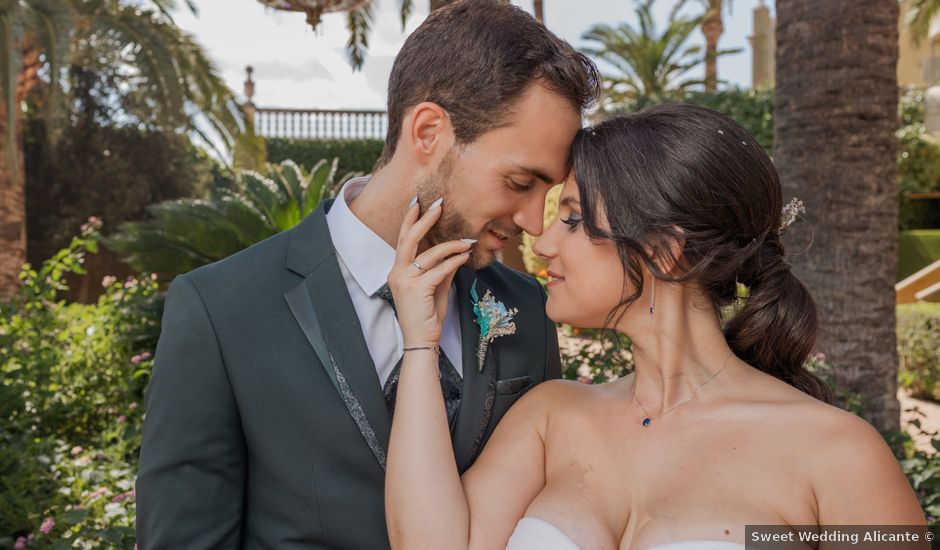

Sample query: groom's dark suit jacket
[135,200,561,549]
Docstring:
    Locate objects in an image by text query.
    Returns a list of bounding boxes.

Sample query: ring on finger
[413,260,427,273]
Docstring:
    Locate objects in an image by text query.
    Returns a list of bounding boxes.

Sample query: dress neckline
[515,516,747,550]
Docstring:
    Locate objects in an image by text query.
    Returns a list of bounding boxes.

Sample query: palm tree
[0,0,257,300]
[775,0,900,432]
[700,0,724,91]
[906,0,939,45]
[581,0,740,110]
[106,159,351,277]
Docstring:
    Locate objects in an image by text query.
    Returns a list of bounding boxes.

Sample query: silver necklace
[632,351,735,427]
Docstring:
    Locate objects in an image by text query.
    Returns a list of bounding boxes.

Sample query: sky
[173,0,773,111]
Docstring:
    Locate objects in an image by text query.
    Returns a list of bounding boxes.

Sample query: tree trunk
[0,46,42,301]
[774,0,900,433]
[702,0,723,92]
[0,109,26,302]
[534,0,544,23]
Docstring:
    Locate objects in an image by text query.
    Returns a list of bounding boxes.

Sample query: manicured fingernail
[408,196,418,209]
[461,239,477,244]
[430,197,443,211]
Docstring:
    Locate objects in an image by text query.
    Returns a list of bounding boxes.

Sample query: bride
[383,103,925,549]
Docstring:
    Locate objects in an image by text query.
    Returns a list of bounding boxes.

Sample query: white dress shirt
[326,176,464,388]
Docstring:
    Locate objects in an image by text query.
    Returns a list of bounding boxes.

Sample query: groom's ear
[403,101,455,166]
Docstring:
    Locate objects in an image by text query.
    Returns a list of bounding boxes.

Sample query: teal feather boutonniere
[470,280,518,372]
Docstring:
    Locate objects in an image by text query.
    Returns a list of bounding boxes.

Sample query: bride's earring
[649,277,656,316]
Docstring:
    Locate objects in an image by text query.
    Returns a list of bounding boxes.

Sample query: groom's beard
[416,152,515,270]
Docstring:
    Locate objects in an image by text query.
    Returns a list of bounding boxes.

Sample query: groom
[136,1,599,548]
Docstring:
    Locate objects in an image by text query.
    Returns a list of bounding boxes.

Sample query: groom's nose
[512,193,547,237]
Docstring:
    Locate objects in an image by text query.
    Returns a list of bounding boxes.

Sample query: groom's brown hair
[375,0,599,168]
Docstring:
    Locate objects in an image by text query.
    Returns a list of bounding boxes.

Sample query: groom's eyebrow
[512,164,557,186]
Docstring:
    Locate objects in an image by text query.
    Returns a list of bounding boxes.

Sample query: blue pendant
[642,417,651,427]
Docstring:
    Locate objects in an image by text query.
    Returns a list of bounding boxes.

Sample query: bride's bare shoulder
[527,377,603,402]
[507,378,601,420]
[511,375,632,427]
[517,378,586,407]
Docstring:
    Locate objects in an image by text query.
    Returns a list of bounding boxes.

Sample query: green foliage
[905,0,940,48]
[0,219,156,546]
[106,159,352,277]
[612,87,775,153]
[669,88,773,152]
[560,328,634,384]
[265,138,383,175]
[24,90,220,263]
[897,88,940,230]
[897,303,940,401]
[3,0,254,168]
[899,230,940,281]
[582,0,741,109]
[883,413,940,522]
[900,88,927,126]
[344,0,413,70]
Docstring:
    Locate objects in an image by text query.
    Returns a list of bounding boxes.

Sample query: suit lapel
[284,201,391,469]
[452,268,499,472]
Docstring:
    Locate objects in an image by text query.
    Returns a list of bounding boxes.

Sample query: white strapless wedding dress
[506,517,746,550]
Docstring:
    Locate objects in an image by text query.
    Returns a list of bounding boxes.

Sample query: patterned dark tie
[376,283,462,432]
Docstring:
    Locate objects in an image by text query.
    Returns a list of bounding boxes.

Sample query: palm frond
[907,0,940,46]
[146,0,198,22]
[582,0,736,109]
[399,0,413,30]
[107,160,351,277]
[346,1,374,71]
[77,1,249,158]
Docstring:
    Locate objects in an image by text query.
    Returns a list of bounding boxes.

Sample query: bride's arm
[385,343,468,548]
[387,353,556,550]
[810,409,925,525]
[384,200,553,550]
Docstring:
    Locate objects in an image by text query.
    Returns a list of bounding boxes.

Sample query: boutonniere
[470,280,518,372]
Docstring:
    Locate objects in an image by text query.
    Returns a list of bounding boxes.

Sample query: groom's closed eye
[507,179,533,192]
[510,164,560,187]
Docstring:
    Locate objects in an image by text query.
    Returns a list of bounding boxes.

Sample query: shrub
[897,88,940,231]
[24,109,220,267]
[897,303,940,401]
[0,218,156,546]
[559,328,634,384]
[884,410,940,522]
[609,87,775,153]
[265,138,383,174]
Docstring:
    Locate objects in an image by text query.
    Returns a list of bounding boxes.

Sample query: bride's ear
[647,225,686,277]
[402,101,454,167]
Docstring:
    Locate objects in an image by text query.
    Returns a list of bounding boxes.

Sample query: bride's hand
[387,197,474,348]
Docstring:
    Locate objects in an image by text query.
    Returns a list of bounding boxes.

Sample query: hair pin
[779,198,806,234]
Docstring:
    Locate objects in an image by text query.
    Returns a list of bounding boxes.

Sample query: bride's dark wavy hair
[573,103,832,403]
